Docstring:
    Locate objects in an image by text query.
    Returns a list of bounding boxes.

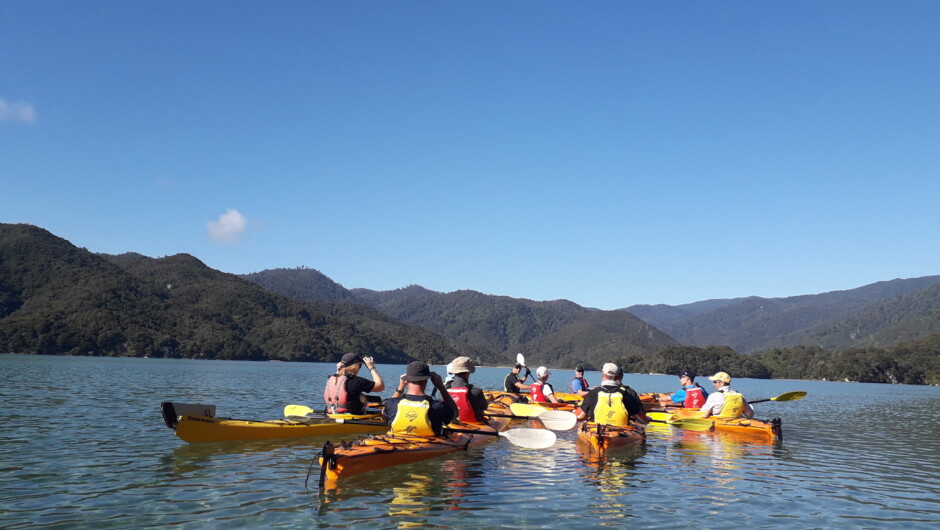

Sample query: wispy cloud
[207,209,248,245]
[0,98,36,124]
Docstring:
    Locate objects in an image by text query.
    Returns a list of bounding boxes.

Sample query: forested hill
[242,267,357,304]
[626,276,940,354]
[0,224,467,363]
[242,270,678,370]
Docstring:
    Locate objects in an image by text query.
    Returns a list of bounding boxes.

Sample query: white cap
[536,366,551,378]
[602,363,619,376]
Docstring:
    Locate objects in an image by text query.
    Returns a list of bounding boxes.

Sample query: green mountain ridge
[0,224,463,363]
[242,271,679,369]
[4,223,938,384]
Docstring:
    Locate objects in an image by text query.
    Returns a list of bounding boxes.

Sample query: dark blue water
[2,354,939,528]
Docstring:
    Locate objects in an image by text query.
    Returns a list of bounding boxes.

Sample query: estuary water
[2,354,939,528]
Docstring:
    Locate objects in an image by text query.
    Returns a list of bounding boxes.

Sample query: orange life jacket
[323,374,349,414]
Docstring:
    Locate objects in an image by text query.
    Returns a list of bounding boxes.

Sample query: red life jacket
[447,387,482,423]
[683,385,706,408]
[323,374,349,414]
[530,381,548,402]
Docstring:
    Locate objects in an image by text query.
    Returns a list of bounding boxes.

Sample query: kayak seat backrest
[161,401,217,429]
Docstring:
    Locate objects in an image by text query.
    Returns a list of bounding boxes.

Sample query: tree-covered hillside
[241,267,357,303]
[0,224,464,363]
[349,285,676,368]
[755,334,940,385]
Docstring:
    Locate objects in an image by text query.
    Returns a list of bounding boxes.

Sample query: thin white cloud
[0,98,36,124]
[207,209,248,245]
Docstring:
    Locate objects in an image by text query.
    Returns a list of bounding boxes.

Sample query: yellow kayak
[161,401,384,443]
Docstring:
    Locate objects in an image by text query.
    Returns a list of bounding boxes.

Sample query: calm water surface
[2,354,939,528]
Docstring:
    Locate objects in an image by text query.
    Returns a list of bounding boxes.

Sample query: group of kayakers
[656,369,754,419]
[323,353,754,437]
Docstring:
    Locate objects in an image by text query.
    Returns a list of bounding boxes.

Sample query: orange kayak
[576,421,645,454]
[318,394,516,488]
[670,409,782,441]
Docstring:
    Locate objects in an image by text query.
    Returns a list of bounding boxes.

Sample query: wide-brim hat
[446,356,475,374]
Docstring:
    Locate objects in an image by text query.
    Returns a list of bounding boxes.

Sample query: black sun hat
[403,360,431,382]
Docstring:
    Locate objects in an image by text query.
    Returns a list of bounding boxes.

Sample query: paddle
[334,418,556,449]
[485,409,578,431]
[511,402,559,418]
[645,417,714,432]
[748,391,807,404]
[517,353,533,383]
[284,404,317,417]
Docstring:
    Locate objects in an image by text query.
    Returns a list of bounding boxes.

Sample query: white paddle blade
[516,353,525,366]
[536,410,578,431]
[501,428,556,449]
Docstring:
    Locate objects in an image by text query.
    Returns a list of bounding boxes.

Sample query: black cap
[403,361,431,382]
[680,370,696,380]
[341,353,362,366]
[513,363,523,369]
[575,365,584,372]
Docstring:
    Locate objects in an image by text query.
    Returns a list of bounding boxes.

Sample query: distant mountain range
[3,222,939,381]
[626,276,940,353]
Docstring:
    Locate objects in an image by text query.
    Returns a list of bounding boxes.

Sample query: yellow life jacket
[390,398,435,437]
[718,390,746,418]
[594,388,630,426]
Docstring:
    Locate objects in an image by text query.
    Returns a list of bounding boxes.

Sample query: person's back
[445,357,488,423]
[323,353,384,415]
[577,363,648,426]
[590,385,631,426]
[384,361,458,437]
[529,366,558,403]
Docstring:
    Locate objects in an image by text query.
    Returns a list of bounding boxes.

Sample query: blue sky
[2,2,938,309]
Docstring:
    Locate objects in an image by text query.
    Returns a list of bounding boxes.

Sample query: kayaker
[530,366,560,404]
[383,360,458,437]
[570,365,590,398]
[700,371,754,419]
[504,363,531,395]
[323,353,386,415]
[658,370,708,409]
[443,356,489,423]
[576,363,649,426]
